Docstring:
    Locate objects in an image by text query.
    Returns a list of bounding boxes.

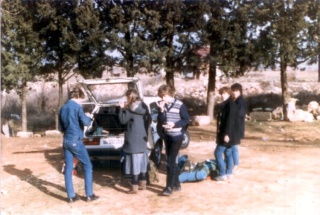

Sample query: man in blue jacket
[59,90,99,203]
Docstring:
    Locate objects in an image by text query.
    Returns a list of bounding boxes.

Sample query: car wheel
[151,140,163,168]
[180,130,190,149]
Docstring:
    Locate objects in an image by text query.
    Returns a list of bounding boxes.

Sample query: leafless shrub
[27,111,56,132]
[287,73,297,82]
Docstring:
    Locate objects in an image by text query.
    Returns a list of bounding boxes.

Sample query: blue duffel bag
[179,159,218,183]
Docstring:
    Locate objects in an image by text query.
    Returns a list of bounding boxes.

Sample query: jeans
[63,140,93,198]
[214,145,233,176]
[230,145,239,166]
[164,135,183,189]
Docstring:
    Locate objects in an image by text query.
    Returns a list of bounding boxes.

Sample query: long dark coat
[118,101,151,154]
[216,97,241,146]
[234,95,247,139]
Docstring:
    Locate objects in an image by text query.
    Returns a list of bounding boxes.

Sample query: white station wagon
[74,77,190,168]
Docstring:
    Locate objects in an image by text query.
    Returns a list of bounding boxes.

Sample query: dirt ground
[1,120,320,215]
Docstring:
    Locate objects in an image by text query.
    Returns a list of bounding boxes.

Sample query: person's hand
[224,135,229,143]
[163,121,174,129]
[119,101,125,108]
[85,112,93,119]
[156,101,166,112]
[166,121,174,128]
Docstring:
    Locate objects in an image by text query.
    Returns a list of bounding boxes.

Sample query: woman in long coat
[119,89,151,193]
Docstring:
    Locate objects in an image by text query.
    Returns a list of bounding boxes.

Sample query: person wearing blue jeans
[230,83,247,172]
[59,90,99,203]
[230,145,239,167]
[214,87,241,181]
[214,145,233,177]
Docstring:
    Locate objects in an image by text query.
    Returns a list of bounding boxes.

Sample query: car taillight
[83,137,100,145]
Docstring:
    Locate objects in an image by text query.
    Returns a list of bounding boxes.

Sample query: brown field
[1,120,320,215]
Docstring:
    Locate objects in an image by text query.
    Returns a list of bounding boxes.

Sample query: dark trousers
[164,134,183,189]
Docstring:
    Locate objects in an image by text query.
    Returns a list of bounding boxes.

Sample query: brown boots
[127,180,147,194]
[138,180,147,190]
[127,185,138,194]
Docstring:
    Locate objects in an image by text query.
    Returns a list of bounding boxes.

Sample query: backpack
[147,159,159,184]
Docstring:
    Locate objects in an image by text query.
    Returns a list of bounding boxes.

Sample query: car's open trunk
[85,106,125,137]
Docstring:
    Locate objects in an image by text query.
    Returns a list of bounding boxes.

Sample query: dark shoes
[68,194,99,203]
[86,194,99,202]
[162,186,181,196]
[173,186,182,191]
[162,187,173,196]
[68,195,80,203]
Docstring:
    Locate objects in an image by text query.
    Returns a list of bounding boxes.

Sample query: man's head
[218,86,231,101]
[158,84,175,103]
[69,90,80,99]
[231,83,243,99]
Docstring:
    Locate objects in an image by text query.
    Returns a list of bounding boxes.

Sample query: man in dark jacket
[230,83,247,172]
[214,86,241,181]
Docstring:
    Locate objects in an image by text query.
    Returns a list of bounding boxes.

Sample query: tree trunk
[318,6,320,82]
[165,70,174,87]
[165,58,175,87]
[21,83,28,132]
[127,55,135,77]
[206,53,217,121]
[280,60,289,121]
[56,71,64,130]
[318,53,320,82]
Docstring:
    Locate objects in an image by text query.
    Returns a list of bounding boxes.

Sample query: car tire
[180,130,190,149]
[151,139,163,168]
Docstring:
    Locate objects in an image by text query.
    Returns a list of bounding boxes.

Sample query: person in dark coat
[230,83,247,173]
[214,86,241,181]
[157,84,190,196]
[119,89,151,194]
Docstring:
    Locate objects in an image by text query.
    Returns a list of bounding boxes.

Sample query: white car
[74,77,189,168]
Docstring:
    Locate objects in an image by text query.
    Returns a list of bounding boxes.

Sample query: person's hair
[157,84,175,98]
[218,86,231,95]
[69,90,80,99]
[126,89,141,106]
[231,83,243,94]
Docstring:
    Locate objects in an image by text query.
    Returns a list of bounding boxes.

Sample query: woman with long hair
[118,89,151,193]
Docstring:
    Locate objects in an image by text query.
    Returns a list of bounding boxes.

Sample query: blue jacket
[58,99,92,143]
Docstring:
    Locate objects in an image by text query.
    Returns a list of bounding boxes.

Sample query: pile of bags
[177,155,219,183]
